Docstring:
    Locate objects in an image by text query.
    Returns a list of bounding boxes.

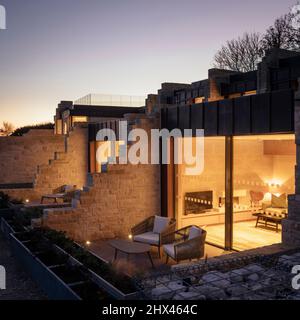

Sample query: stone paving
[0,233,47,300]
[138,249,300,300]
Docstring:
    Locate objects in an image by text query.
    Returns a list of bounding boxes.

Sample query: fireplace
[184,191,213,215]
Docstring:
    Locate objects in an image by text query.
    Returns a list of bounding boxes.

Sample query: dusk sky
[0,0,297,127]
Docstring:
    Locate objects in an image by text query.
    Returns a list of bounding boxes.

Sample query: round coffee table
[109,239,154,268]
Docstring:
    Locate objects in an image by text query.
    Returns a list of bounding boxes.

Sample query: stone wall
[0,130,64,184]
[34,125,88,197]
[43,115,161,242]
[0,126,88,201]
[283,91,300,246]
[43,164,160,242]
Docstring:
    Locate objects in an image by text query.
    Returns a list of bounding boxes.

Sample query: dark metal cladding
[191,103,204,136]
[163,89,294,136]
[234,96,251,135]
[204,101,218,136]
[178,105,191,134]
[219,99,233,135]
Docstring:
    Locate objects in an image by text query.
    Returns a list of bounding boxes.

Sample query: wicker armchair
[161,225,207,263]
[131,216,176,258]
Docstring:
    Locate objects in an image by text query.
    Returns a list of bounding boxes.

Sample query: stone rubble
[148,252,300,300]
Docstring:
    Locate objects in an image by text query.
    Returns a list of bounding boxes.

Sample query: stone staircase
[31,126,88,202]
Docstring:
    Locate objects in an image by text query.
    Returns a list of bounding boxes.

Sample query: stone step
[37,164,48,173]
[54,151,68,161]
[49,159,69,165]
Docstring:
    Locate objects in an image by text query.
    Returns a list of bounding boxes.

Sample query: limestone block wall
[43,164,160,242]
[0,130,65,184]
[34,126,89,197]
[43,115,161,242]
[3,188,40,202]
[283,94,300,246]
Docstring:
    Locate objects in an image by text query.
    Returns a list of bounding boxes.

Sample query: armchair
[161,225,206,263]
[131,215,176,258]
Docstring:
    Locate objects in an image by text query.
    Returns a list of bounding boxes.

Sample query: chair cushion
[133,232,159,245]
[271,193,287,208]
[163,244,176,259]
[64,185,76,192]
[265,208,287,217]
[188,226,202,240]
[153,216,170,234]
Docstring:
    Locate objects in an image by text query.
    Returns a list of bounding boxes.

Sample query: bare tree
[213,32,263,72]
[261,13,297,51]
[1,122,14,136]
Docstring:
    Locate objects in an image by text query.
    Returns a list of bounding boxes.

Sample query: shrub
[12,123,54,136]
[16,207,43,226]
[0,192,10,209]
[39,228,136,293]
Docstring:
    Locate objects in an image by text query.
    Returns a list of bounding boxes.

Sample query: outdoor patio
[88,240,228,277]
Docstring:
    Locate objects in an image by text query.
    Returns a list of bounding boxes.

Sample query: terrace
[1,195,300,300]
[88,240,227,277]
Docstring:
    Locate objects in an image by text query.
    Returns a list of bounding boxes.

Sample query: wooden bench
[253,210,287,232]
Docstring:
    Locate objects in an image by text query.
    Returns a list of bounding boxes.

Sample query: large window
[232,134,295,251]
[174,134,295,252]
[175,137,226,248]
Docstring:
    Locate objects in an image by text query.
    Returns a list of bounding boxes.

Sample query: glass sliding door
[172,133,295,253]
[232,134,296,251]
[175,137,226,249]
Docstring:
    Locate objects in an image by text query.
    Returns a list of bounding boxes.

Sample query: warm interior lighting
[25,199,30,203]
[72,116,88,123]
[194,97,204,104]
[85,241,91,246]
[128,234,133,240]
[176,134,295,251]
[263,192,272,202]
[243,90,257,96]
[267,179,282,188]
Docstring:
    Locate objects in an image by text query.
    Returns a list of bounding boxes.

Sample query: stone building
[1,48,300,252]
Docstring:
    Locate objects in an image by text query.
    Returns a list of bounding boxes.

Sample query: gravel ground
[0,233,47,300]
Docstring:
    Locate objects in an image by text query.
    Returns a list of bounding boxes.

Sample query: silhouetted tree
[1,122,14,136]
[261,13,298,51]
[213,32,263,72]
[213,4,300,72]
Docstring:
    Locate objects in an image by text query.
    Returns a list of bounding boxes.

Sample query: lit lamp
[267,179,282,188]
[25,199,30,203]
[85,241,91,246]
[128,234,133,240]
[263,192,272,202]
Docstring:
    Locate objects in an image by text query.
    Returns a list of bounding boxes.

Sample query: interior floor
[204,220,282,251]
